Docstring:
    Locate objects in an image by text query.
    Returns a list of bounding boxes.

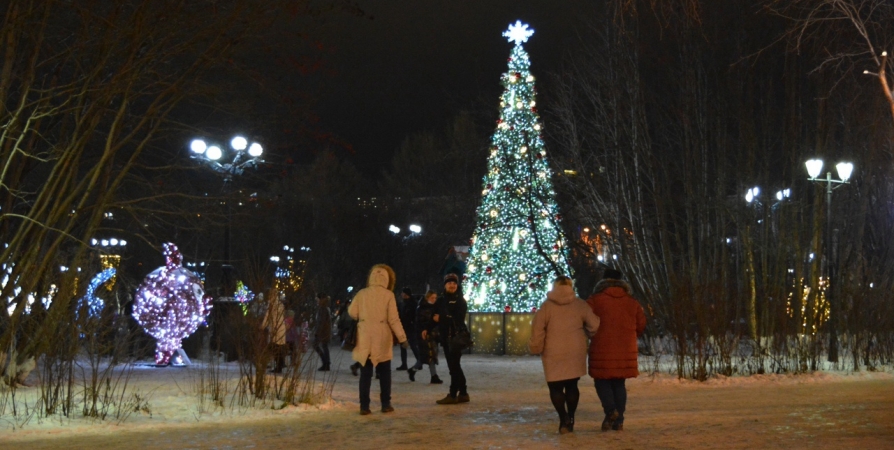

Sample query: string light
[132,243,212,365]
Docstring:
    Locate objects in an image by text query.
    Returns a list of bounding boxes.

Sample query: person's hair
[425,289,438,299]
[553,275,573,286]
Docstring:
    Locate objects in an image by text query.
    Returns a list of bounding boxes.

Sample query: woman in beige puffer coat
[349,264,407,415]
[529,276,600,434]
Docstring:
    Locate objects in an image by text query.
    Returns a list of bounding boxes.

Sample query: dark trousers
[594,378,627,423]
[400,334,422,368]
[547,378,580,421]
[359,359,391,410]
[443,345,466,396]
[313,341,330,367]
[270,343,287,372]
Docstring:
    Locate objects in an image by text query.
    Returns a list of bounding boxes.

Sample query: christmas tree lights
[133,243,212,365]
[464,21,571,312]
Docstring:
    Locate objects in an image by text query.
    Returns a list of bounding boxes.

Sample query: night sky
[311,1,592,175]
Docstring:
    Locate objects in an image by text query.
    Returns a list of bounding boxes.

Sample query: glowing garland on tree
[463,21,571,312]
[133,243,212,365]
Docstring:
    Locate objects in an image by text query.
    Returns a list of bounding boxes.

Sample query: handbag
[341,320,357,351]
[449,322,474,352]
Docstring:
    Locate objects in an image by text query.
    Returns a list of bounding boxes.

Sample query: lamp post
[805,158,853,363]
[189,136,263,299]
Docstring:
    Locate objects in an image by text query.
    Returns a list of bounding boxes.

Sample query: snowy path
[5,347,893,449]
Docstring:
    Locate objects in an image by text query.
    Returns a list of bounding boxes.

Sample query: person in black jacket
[435,273,469,405]
[396,287,419,370]
[411,290,443,384]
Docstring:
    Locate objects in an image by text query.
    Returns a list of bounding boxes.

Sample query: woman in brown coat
[529,276,600,434]
[586,268,646,431]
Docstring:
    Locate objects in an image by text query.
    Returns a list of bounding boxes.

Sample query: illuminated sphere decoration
[133,243,212,365]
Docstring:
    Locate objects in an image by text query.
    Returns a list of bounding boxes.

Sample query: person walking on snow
[529,276,600,434]
[262,293,287,373]
[434,273,470,405]
[410,289,443,384]
[586,268,646,431]
[313,293,332,371]
[396,287,419,371]
[349,264,408,415]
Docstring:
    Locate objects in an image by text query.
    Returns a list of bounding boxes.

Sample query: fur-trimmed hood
[592,278,631,297]
[366,264,396,291]
[546,284,578,305]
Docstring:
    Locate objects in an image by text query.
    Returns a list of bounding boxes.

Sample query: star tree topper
[503,20,534,45]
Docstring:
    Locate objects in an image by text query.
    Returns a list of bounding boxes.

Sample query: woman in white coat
[349,264,408,415]
[529,276,600,434]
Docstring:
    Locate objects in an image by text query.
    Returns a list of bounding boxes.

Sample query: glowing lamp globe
[805,159,823,179]
[248,142,263,157]
[836,162,853,182]
[231,136,248,151]
[205,146,222,161]
[133,243,212,365]
[190,139,207,154]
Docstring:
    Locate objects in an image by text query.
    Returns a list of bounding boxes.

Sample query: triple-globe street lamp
[189,136,263,299]
[805,158,853,363]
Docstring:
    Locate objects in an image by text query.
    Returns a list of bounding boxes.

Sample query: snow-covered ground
[3,346,893,449]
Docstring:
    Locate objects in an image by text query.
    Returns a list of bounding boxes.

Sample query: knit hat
[602,268,623,280]
[444,273,459,285]
[401,287,412,296]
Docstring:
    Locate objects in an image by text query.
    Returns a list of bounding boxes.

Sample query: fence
[467,312,535,356]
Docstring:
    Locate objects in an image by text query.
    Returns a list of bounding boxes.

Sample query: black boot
[566,415,575,433]
[430,375,443,384]
[602,410,619,432]
[408,368,416,382]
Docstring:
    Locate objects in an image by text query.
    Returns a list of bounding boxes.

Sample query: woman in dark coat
[586,268,646,431]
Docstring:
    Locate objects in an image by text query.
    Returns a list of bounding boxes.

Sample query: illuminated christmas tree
[464,21,571,312]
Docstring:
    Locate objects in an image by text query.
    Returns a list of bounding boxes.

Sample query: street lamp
[189,135,264,299]
[805,158,854,363]
[189,136,263,182]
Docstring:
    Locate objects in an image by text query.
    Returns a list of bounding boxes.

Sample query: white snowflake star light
[503,20,534,45]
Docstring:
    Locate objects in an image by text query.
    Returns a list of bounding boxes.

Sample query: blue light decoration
[463,21,571,312]
[82,268,116,317]
[132,243,213,366]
